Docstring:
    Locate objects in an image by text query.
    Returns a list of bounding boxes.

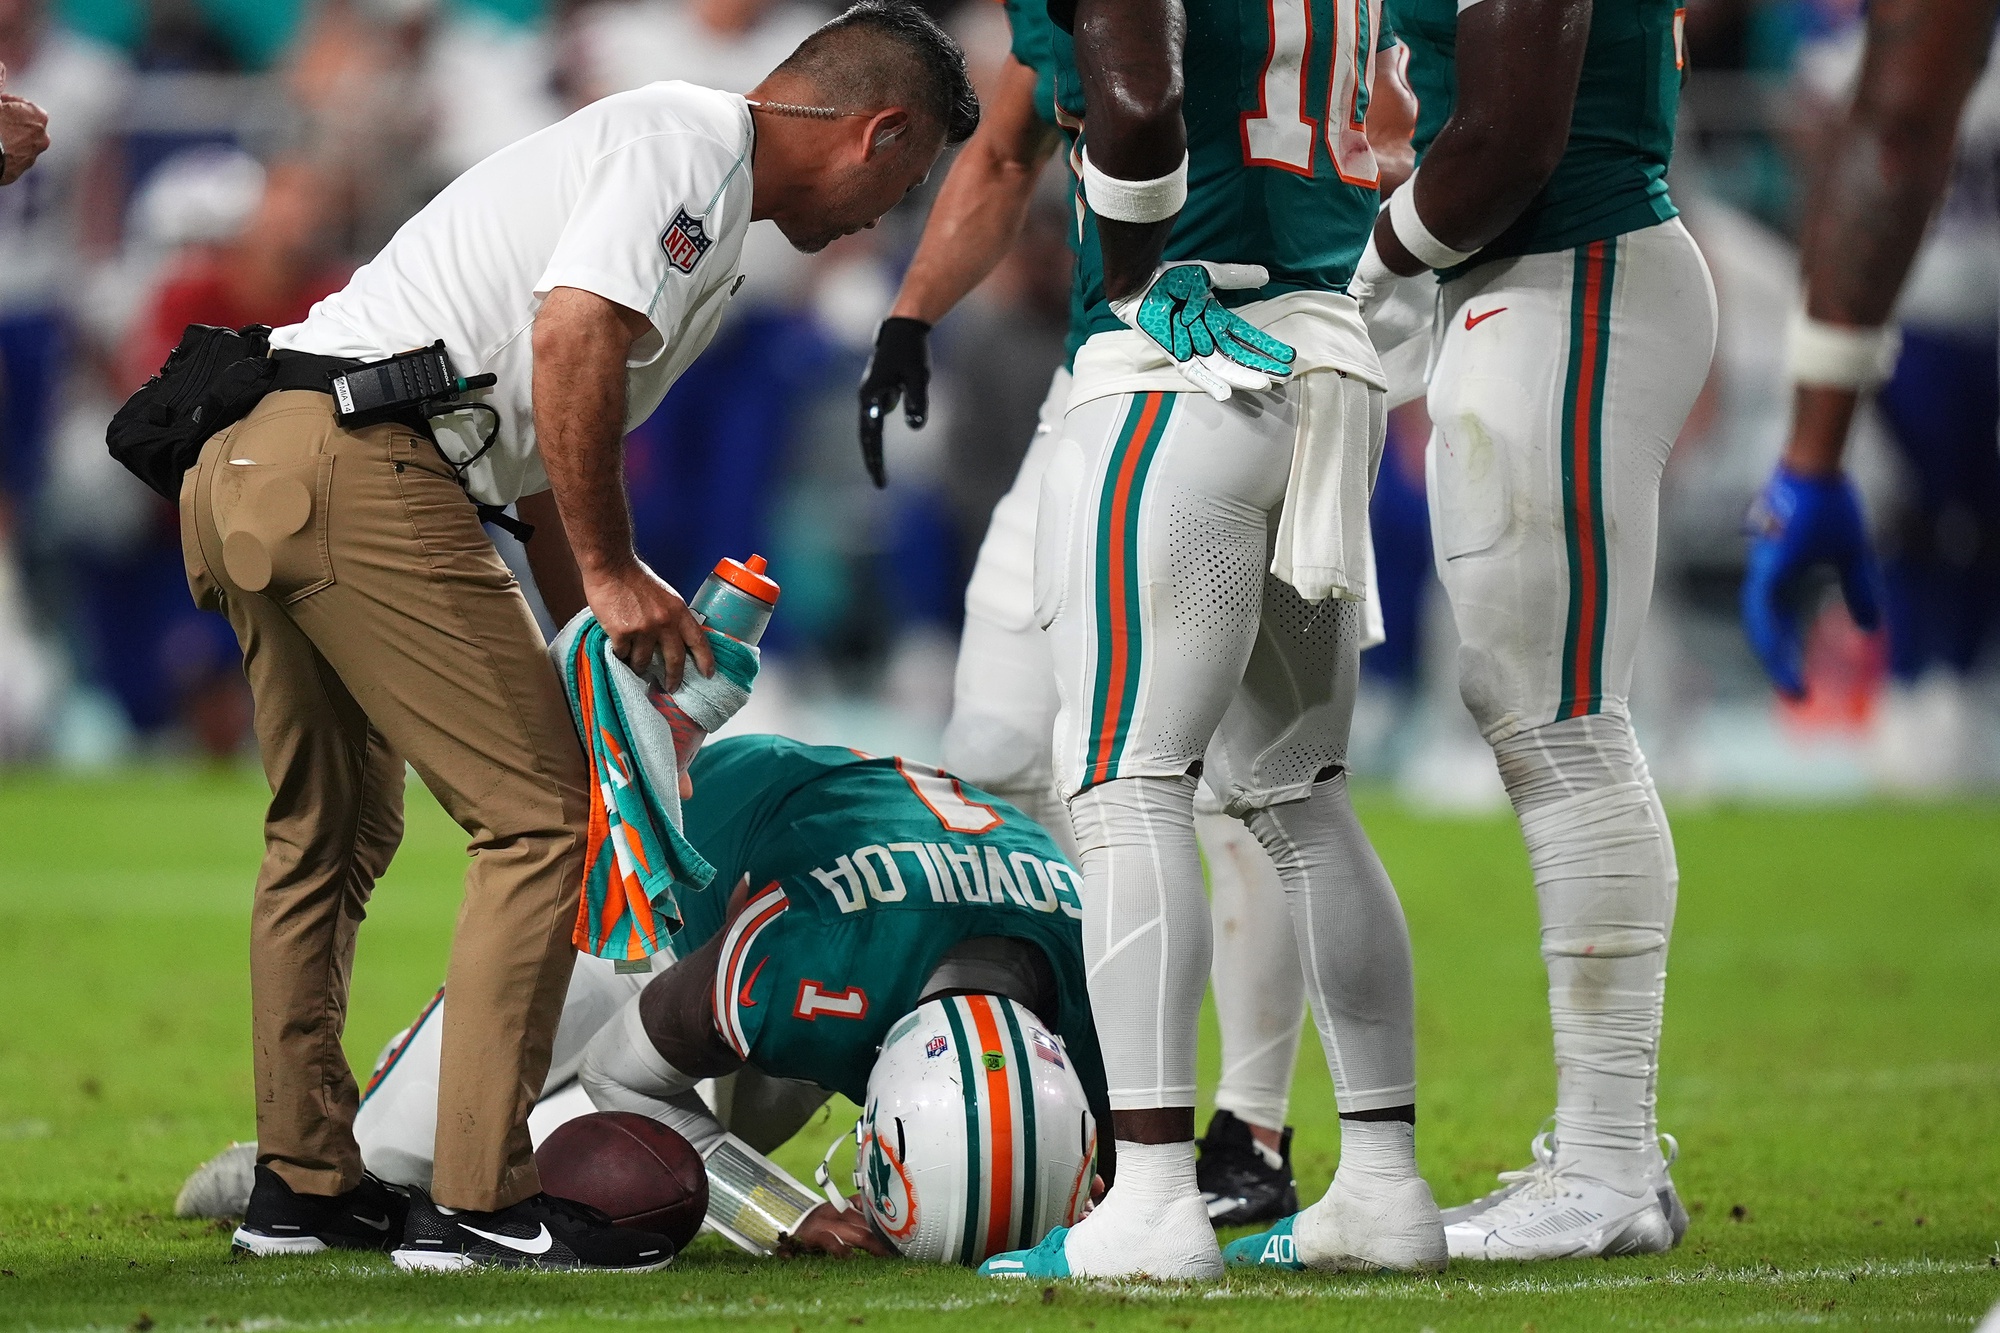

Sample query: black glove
[856,316,932,488]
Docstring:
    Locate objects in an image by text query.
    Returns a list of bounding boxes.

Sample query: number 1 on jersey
[1241,0,1383,185]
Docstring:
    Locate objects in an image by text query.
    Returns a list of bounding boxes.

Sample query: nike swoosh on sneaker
[352,1213,392,1232]
[459,1222,554,1255]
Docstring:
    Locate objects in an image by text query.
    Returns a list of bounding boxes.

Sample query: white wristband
[1787,309,1901,389]
[1388,177,1477,271]
[1082,147,1189,224]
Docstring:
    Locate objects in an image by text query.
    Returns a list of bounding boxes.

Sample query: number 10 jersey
[1007,0,1399,348]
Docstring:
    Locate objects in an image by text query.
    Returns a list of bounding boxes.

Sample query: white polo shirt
[271,82,754,506]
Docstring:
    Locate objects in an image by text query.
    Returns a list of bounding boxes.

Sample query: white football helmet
[853,994,1096,1265]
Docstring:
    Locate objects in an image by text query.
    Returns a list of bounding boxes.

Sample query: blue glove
[1110,262,1296,400]
[1741,464,1883,698]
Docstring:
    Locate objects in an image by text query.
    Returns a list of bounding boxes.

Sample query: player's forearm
[1782,0,1992,474]
[1799,0,1987,330]
[1072,0,1187,298]
[1374,0,1587,275]
[891,61,1060,323]
[532,288,642,579]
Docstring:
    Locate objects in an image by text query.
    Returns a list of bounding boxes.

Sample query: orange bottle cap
[713,553,779,604]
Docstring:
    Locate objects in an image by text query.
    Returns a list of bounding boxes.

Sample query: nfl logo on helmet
[662,208,712,274]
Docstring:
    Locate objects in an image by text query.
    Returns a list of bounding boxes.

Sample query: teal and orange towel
[551,612,760,962]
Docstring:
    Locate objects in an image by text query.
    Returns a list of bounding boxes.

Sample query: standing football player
[966,0,1443,1282]
[859,0,1419,1232]
[1244,0,1717,1264]
[1740,0,2000,697]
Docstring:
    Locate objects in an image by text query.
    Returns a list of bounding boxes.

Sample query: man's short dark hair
[780,0,982,147]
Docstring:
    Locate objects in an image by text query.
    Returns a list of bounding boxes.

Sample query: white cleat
[1444,1154,1676,1261]
[1443,1130,1688,1250]
[1655,1134,1689,1246]
[176,1141,258,1219]
[1296,1172,1448,1272]
[1439,1127,1554,1229]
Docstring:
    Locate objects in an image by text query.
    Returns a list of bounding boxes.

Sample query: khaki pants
[181,390,586,1211]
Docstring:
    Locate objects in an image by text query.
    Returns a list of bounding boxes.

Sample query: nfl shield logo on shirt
[662,207,712,274]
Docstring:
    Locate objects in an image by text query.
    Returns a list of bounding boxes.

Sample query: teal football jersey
[680,735,1110,1123]
[1005,0,1393,349]
[1389,0,1682,266]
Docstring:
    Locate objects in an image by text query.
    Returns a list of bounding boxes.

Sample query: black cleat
[1196,1109,1299,1228]
[232,1164,409,1256]
[392,1191,675,1272]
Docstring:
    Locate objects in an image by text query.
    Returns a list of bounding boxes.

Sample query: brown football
[534,1111,709,1250]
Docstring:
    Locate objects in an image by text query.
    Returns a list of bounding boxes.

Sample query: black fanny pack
[106,327,528,540]
[107,323,281,500]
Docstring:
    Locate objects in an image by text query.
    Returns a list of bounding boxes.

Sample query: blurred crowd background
[0,0,1996,804]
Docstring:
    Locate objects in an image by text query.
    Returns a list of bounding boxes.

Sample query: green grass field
[2,767,1997,1331]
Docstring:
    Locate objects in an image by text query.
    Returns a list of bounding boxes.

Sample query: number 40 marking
[1241,0,1385,185]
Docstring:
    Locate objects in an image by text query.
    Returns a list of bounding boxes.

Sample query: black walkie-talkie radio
[325,341,527,539]
[329,340,497,427]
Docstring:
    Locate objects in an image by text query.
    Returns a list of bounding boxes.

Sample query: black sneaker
[232,1164,409,1256]
[1196,1110,1299,1228]
[392,1191,675,1272]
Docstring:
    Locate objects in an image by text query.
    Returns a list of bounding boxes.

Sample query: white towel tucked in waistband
[1068,289,1389,605]
[1271,368,1386,604]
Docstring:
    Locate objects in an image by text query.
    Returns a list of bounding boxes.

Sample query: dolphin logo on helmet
[847,994,1097,1265]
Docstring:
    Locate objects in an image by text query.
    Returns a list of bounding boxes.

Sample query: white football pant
[1039,375,1416,1117]
[1427,217,1715,1183]
[943,369,1309,1132]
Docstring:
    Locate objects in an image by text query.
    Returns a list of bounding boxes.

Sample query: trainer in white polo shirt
[274,80,753,513]
[197,0,980,1273]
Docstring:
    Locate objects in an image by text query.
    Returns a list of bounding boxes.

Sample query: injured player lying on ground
[179,734,1113,1266]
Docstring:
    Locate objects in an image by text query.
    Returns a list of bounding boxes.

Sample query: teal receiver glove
[1109,261,1297,401]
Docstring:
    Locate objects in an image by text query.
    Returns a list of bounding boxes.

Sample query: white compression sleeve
[1245,769,1417,1113]
[1198,801,1304,1131]
[1493,714,1673,1185]
[1069,774,1212,1110]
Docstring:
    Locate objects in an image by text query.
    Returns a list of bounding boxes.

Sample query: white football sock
[1334,1117,1419,1183]
[1495,715,1673,1189]
[1293,1121,1444,1270]
[1069,775,1210,1110]
[1062,1140,1221,1278]
[1197,801,1303,1132]
[1244,770,1416,1112]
